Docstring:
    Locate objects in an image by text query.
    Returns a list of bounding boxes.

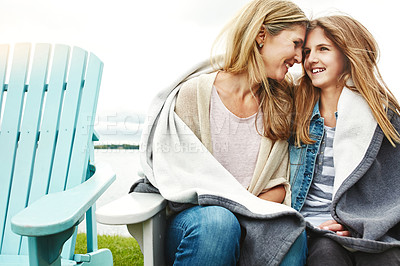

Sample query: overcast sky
[0,0,398,142]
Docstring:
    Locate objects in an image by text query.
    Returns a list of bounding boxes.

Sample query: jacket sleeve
[249,139,291,206]
[260,148,291,206]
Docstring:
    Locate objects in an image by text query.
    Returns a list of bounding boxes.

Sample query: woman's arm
[258,185,286,203]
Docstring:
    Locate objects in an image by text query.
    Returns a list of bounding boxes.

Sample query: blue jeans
[165,205,307,266]
[166,206,241,265]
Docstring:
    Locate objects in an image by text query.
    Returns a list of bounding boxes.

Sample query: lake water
[78,149,141,237]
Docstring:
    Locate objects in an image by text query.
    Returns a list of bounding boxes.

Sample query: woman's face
[260,24,306,82]
[303,27,347,91]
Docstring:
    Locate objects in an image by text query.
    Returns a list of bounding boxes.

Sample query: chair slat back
[1,44,51,255]
[0,43,103,257]
[48,47,88,193]
[0,44,31,253]
[28,44,70,205]
[67,51,103,189]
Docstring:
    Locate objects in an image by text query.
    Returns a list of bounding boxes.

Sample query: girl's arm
[258,185,286,203]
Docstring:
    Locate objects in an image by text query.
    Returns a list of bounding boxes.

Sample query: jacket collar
[311,100,321,120]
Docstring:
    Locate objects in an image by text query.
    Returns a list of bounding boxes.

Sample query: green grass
[75,233,144,266]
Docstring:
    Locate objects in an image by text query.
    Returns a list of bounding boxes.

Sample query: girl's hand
[318,220,351,237]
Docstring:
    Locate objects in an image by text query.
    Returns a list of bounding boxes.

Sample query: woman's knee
[189,206,241,243]
[166,205,241,265]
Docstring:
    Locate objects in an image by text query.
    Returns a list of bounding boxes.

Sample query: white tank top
[210,86,263,188]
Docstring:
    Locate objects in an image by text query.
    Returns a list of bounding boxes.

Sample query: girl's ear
[256,25,266,47]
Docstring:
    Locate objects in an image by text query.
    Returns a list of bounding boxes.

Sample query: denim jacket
[289,101,324,212]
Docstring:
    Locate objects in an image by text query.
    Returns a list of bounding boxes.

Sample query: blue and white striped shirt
[301,126,335,227]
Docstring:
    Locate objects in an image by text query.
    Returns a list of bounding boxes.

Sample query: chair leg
[85,205,98,252]
[127,209,166,266]
[28,227,75,266]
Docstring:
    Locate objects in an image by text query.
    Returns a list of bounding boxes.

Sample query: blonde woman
[290,15,400,265]
[131,0,309,265]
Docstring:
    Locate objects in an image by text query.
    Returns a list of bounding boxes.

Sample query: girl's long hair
[293,15,400,146]
[212,0,308,141]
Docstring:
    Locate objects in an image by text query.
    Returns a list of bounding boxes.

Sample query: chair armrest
[11,162,116,237]
[96,192,166,225]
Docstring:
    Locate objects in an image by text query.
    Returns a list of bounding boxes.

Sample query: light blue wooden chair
[0,43,115,265]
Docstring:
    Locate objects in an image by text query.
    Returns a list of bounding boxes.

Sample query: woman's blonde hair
[212,0,308,141]
[293,15,400,146]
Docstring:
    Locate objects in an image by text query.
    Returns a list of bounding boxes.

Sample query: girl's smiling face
[303,27,347,91]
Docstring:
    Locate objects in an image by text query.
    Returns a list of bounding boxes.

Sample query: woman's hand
[319,220,351,237]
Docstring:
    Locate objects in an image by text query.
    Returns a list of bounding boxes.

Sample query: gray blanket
[303,87,400,253]
[309,110,400,253]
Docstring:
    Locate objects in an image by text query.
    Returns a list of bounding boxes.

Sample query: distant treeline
[94,144,139,150]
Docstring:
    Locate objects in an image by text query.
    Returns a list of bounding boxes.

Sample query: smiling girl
[290,15,400,265]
